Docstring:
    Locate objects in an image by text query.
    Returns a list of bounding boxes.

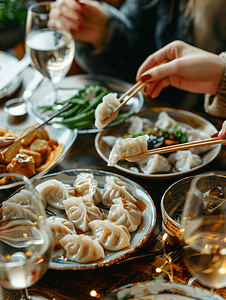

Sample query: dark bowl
[0,24,25,51]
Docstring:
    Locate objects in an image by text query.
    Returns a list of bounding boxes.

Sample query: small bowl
[161,172,226,243]
[161,176,194,243]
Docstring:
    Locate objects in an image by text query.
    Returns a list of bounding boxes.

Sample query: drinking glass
[181,171,226,291]
[25,1,75,103]
[0,173,53,300]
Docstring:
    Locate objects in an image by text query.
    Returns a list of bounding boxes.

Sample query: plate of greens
[27,74,144,134]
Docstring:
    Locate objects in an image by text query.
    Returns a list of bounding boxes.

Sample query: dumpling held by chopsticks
[95,93,120,129]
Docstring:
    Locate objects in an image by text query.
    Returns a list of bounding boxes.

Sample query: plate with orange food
[0,123,78,188]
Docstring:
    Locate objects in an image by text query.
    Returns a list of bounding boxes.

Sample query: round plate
[31,169,156,270]
[27,74,144,134]
[101,281,224,299]
[0,51,22,99]
[95,107,221,180]
[0,124,78,189]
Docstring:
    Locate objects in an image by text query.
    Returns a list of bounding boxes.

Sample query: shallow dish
[0,124,78,189]
[95,107,221,180]
[0,51,22,99]
[27,74,144,134]
[100,281,224,299]
[31,169,156,270]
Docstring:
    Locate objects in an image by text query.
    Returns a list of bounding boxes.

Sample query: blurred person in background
[48,0,226,110]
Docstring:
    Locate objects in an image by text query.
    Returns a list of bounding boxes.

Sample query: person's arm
[136,40,225,98]
[0,137,15,148]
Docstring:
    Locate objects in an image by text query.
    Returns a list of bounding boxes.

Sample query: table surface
[1,54,226,300]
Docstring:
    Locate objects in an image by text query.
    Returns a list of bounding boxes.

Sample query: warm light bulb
[156,267,162,273]
[90,290,99,298]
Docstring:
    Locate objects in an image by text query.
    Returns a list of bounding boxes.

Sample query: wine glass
[180,171,226,292]
[0,173,53,300]
[25,1,75,104]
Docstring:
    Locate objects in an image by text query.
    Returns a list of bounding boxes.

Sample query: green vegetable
[38,84,130,129]
[0,0,28,26]
[160,125,187,143]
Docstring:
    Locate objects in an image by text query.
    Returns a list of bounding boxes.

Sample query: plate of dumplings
[95,107,221,180]
[0,169,156,270]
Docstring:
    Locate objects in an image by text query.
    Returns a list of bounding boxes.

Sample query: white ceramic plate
[0,124,78,189]
[27,74,144,134]
[0,51,22,99]
[95,107,221,180]
[31,169,156,270]
[100,281,224,299]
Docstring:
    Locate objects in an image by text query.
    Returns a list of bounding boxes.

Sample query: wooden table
[1,55,226,300]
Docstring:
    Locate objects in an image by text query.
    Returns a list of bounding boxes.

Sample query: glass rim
[0,173,33,190]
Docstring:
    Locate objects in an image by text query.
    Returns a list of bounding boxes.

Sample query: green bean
[61,109,95,125]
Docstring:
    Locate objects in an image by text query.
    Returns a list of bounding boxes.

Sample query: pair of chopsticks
[122,136,226,160]
[103,59,169,126]
[103,80,147,125]
[0,103,73,152]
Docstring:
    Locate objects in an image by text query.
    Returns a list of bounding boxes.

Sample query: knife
[0,54,32,91]
[0,103,73,152]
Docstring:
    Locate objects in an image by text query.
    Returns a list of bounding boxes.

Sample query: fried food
[0,125,63,181]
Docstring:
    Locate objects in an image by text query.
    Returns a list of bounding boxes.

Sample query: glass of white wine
[181,171,226,292]
[25,1,75,104]
[0,173,53,300]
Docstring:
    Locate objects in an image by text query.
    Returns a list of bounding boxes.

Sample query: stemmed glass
[0,173,53,300]
[25,1,75,104]
[181,171,226,292]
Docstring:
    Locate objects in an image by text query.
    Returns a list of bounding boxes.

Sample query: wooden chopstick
[102,59,169,125]
[102,81,146,124]
[122,137,226,160]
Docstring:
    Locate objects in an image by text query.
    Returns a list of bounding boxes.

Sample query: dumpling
[138,154,171,174]
[154,112,178,130]
[89,219,131,251]
[59,234,104,263]
[168,150,202,172]
[107,197,142,232]
[127,116,154,134]
[102,176,137,207]
[108,134,149,166]
[36,179,75,209]
[102,136,123,147]
[186,129,212,154]
[47,216,76,247]
[63,197,102,232]
[95,93,120,129]
[73,173,102,205]
[2,189,46,221]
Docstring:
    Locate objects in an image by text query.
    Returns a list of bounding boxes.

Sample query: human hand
[218,120,226,139]
[136,41,225,98]
[0,137,15,148]
[48,0,110,48]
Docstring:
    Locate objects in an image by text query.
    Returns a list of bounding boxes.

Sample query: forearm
[204,52,226,118]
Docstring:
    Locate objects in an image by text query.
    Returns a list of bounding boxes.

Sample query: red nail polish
[144,86,147,93]
[76,9,82,14]
[211,132,219,138]
[140,74,152,82]
[78,24,84,30]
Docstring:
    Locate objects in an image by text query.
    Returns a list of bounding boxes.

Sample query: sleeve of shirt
[73,0,158,82]
[204,52,226,118]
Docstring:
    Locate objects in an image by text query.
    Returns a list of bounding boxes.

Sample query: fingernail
[76,9,82,14]
[144,86,147,93]
[3,137,15,142]
[211,132,219,138]
[140,74,152,82]
[70,28,75,34]
[78,24,84,30]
